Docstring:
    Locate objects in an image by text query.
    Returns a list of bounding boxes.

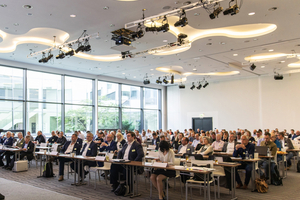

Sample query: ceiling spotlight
[56,48,65,59]
[39,51,53,63]
[223,1,239,16]
[274,74,283,80]
[75,44,85,53]
[210,5,223,19]
[177,33,188,45]
[163,76,169,84]
[38,52,46,63]
[170,74,174,84]
[179,83,185,89]
[143,73,150,85]
[132,23,145,39]
[115,36,131,46]
[250,63,256,71]
[190,82,195,90]
[203,81,209,88]
[196,83,202,90]
[65,49,75,57]
[174,9,188,27]
[156,77,162,84]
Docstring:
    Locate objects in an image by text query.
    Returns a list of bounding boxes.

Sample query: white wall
[167,74,300,131]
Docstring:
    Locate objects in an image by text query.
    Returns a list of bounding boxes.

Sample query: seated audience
[277,131,295,169]
[191,133,200,148]
[58,134,81,181]
[56,131,67,146]
[34,131,46,144]
[178,137,194,154]
[222,131,229,142]
[26,131,34,142]
[211,134,224,151]
[4,132,24,168]
[196,137,213,156]
[116,132,126,151]
[211,132,216,142]
[222,133,236,153]
[94,131,104,146]
[172,132,183,150]
[233,135,255,189]
[236,132,242,143]
[141,130,148,143]
[110,131,144,192]
[0,132,13,167]
[245,131,255,143]
[71,132,98,180]
[100,134,117,152]
[150,141,175,200]
[152,133,160,150]
[6,136,34,170]
[47,131,58,143]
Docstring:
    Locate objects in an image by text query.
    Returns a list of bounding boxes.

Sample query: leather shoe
[242,185,248,189]
[111,183,118,192]
[236,184,243,189]
[6,166,12,170]
[58,175,64,181]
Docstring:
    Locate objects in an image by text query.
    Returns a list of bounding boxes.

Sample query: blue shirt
[233,142,255,159]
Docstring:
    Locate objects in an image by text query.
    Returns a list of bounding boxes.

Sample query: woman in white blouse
[197,137,213,156]
[150,141,175,200]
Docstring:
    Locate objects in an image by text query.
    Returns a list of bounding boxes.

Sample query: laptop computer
[255,146,268,156]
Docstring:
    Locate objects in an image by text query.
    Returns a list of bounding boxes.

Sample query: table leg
[251,162,255,192]
[268,158,271,185]
[208,173,211,200]
[38,154,42,177]
[72,159,76,185]
[204,172,207,200]
[231,166,237,200]
[285,154,287,178]
[77,159,81,185]
[124,165,130,197]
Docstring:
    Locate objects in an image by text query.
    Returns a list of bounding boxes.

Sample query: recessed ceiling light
[199,49,202,52]
[253,38,258,41]
[14,23,19,26]
[122,73,125,74]
[220,42,226,45]
[23,5,32,9]
[103,6,109,10]
[151,74,154,75]
[233,54,238,56]
[163,40,168,43]
[268,7,277,11]
[280,61,285,63]
[248,12,255,16]
[34,46,38,48]
[206,43,212,45]
[150,69,154,70]
[261,66,265,68]
[110,24,115,27]
[269,49,274,52]
[0,4,7,8]
[27,13,33,16]
[70,14,76,18]
[193,68,197,71]
[133,76,136,78]
[194,13,200,16]
[163,6,171,10]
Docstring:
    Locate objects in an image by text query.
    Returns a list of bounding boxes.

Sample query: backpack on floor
[43,162,54,177]
[255,178,268,193]
[271,165,282,186]
[114,183,129,196]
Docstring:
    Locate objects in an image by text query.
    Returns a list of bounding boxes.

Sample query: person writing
[150,141,175,200]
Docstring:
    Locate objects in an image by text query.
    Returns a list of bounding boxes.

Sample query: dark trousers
[235,162,252,186]
[8,152,33,168]
[5,152,14,166]
[70,161,96,178]
[110,164,132,186]
[0,150,6,166]
[277,152,294,167]
[58,157,73,176]
[258,159,276,179]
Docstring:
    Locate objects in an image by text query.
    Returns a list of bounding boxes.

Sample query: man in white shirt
[254,130,263,142]
[222,133,236,153]
[192,133,200,148]
[141,130,147,143]
[178,137,194,154]
[78,130,85,140]
[211,134,224,151]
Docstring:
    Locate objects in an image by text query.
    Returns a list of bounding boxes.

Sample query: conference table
[0,146,23,161]
[35,152,215,200]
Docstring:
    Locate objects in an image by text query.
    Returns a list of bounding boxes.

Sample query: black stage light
[45,54,53,62]
[210,6,223,19]
[83,44,91,52]
[163,77,169,84]
[196,83,202,90]
[274,74,283,80]
[223,4,239,16]
[190,82,195,90]
[65,49,75,56]
[250,63,256,71]
[132,30,144,39]
[143,79,150,85]
[157,24,169,33]
[177,33,188,44]
[145,27,157,32]
[170,74,174,84]
[174,17,188,27]
[179,84,185,89]
[115,36,131,46]
[203,82,209,88]
[156,77,162,84]
[75,45,85,53]
[56,52,65,59]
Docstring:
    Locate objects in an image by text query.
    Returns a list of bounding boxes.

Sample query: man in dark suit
[100,134,117,152]
[6,136,35,170]
[71,132,98,180]
[34,131,46,144]
[110,131,144,192]
[58,133,81,181]
[0,132,14,167]
[5,132,24,168]
[152,133,160,150]
[47,131,58,144]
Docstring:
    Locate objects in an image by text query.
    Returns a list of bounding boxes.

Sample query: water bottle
[245,151,249,159]
[267,148,270,157]
[105,152,109,161]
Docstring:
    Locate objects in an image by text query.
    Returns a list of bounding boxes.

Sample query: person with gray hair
[196,137,213,156]
[26,131,34,141]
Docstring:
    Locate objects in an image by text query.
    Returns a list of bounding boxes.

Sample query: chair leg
[217,177,220,199]
[67,162,69,179]
[88,170,91,186]
[174,178,176,191]
[166,178,169,200]
[98,170,101,182]
[214,181,217,200]
[105,170,108,185]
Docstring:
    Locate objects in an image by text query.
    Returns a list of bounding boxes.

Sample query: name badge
[132,149,136,152]
[74,148,77,150]
[88,148,91,150]
[285,143,287,146]
[157,142,159,143]
[28,147,30,149]
[243,152,245,154]
[187,149,190,151]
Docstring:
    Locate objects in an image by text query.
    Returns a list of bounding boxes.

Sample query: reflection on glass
[0,100,23,130]
[98,81,119,106]
[0,66,23,100]
[122,108,141,132]
[65,105,92,134]
[27,103,61,137]
[27,71,61,102]
[65,76,93,105]
[122,85,140,108]
[98,107,119,129]
[144,110,158,131]
[144,88,158,109]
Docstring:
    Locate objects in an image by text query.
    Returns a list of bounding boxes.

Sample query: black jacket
[60,141,81,155]
[48,136,58,143]
[56,136,67,146]
[117,141,144,161]
[35,135,45,143]
[80,141,98,157]
[21,141,34,161]
[152,137,160,150]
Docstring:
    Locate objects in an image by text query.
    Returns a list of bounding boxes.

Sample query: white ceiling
[1,0,300,86]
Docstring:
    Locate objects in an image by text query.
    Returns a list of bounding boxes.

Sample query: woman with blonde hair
[116,132,126,152]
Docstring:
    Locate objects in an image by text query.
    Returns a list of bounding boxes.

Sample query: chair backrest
[51,144,59,152]
[40,143,47,147]
[104,162,112,168]
[173,158,181,166]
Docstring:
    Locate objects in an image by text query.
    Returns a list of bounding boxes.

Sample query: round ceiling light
[70,14,76,17]
[23,5,33,9]
[248,12,255,16]
[0,4,7,8]
[14,23,19,26]
[103,6,109,10]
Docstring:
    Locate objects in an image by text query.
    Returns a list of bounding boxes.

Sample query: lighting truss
[124,0,225,29]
